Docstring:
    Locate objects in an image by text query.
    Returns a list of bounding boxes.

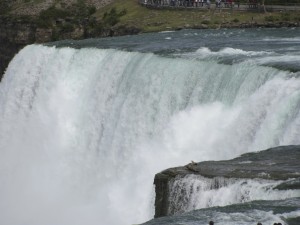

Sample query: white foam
[209,209,293,225]
[263,37,300,42]
[195,47,272,57]
[168,175,300,214]
[0,45,300,225]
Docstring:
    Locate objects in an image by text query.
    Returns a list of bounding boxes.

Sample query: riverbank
[98,0,300,32]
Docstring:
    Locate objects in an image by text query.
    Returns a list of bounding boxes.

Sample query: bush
[201,20,210,25]
[39,6,70,20]
[37,6,71,28]
[103,7,127,27]
[60,23,74,33]
[232,18,239,23]
[88,6,96,15]
[36,17,52,28]
[0,0,10,15]
[281,12,291,21]
[265,15,275,22]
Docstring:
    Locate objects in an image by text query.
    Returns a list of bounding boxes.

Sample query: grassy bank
[95,0,300,32]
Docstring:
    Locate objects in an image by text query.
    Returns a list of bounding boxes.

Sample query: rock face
[0,16,36,80]
[0,16,140,80]
[154,145,300,218]
[0,0,134,80]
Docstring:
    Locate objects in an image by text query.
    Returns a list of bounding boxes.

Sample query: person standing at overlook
[207,0,211,8]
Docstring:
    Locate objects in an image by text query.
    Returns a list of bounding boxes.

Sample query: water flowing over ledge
[153,145,300,218]
[0,30,300,225]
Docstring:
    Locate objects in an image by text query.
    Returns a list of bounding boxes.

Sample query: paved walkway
[139,1,300,11]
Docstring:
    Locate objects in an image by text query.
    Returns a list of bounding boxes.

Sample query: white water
[0,45,300,225]
[168,175,300,215]
[194,209,300,225]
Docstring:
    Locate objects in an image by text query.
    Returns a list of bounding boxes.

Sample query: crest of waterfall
[0,43,300,225]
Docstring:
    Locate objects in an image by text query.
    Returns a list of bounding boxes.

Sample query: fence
[138,0,300,11]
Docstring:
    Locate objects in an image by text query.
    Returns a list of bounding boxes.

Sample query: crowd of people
[257,223,284,225]
[142,0,259,8]
[208,221,284,225]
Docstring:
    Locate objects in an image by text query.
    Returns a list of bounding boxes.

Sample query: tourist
[257,223,262,225]
[207,0,211,8]
[209,221,214,225]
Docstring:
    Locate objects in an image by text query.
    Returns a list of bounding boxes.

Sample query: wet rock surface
[154,145,300,218]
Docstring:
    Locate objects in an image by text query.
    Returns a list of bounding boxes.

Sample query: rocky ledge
[154,145,300,218]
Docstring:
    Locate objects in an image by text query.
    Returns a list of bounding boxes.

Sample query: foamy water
[0,28,300,225]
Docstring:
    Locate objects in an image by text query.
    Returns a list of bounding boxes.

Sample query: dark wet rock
[0,16,36,80]
[144,198,300,225]
[154,145,300,218]
[274,178,300,190]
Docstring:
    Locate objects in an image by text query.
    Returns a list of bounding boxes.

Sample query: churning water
[0,28,300,225]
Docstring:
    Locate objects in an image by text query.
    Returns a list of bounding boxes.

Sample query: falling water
[1,28,300,225]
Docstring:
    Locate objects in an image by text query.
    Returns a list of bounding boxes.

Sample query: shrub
[265,15,275,22]
[60,23,74,33]
[201,20,210,25]
[232,18,239,23]
[281,12,291,21]
[0,0,10,15]
[39,6,70,20]
[103,7,127,27]
[88,6,96,15]
[37,6,71,28]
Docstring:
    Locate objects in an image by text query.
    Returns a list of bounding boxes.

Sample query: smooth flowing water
[0,28,300,225]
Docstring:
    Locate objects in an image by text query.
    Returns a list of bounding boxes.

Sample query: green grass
[2,0,300,36]
[94,0,300,32]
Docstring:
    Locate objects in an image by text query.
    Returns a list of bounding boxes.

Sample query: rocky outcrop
[154,145,300,218]
[0,16,36,80]
[0,0,142,80]
[0,15,140,80]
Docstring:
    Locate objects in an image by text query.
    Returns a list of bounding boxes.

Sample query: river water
[0,28,300,225]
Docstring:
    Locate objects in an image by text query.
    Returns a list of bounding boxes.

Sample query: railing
[138,0,300,11]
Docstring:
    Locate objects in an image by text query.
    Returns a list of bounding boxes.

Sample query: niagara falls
[0,28,300,225]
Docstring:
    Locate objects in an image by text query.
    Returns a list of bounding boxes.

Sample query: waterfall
[168,175,300,215]
[0,44,300,225]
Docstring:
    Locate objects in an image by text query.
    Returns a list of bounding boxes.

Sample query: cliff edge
[154,145,300,218]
